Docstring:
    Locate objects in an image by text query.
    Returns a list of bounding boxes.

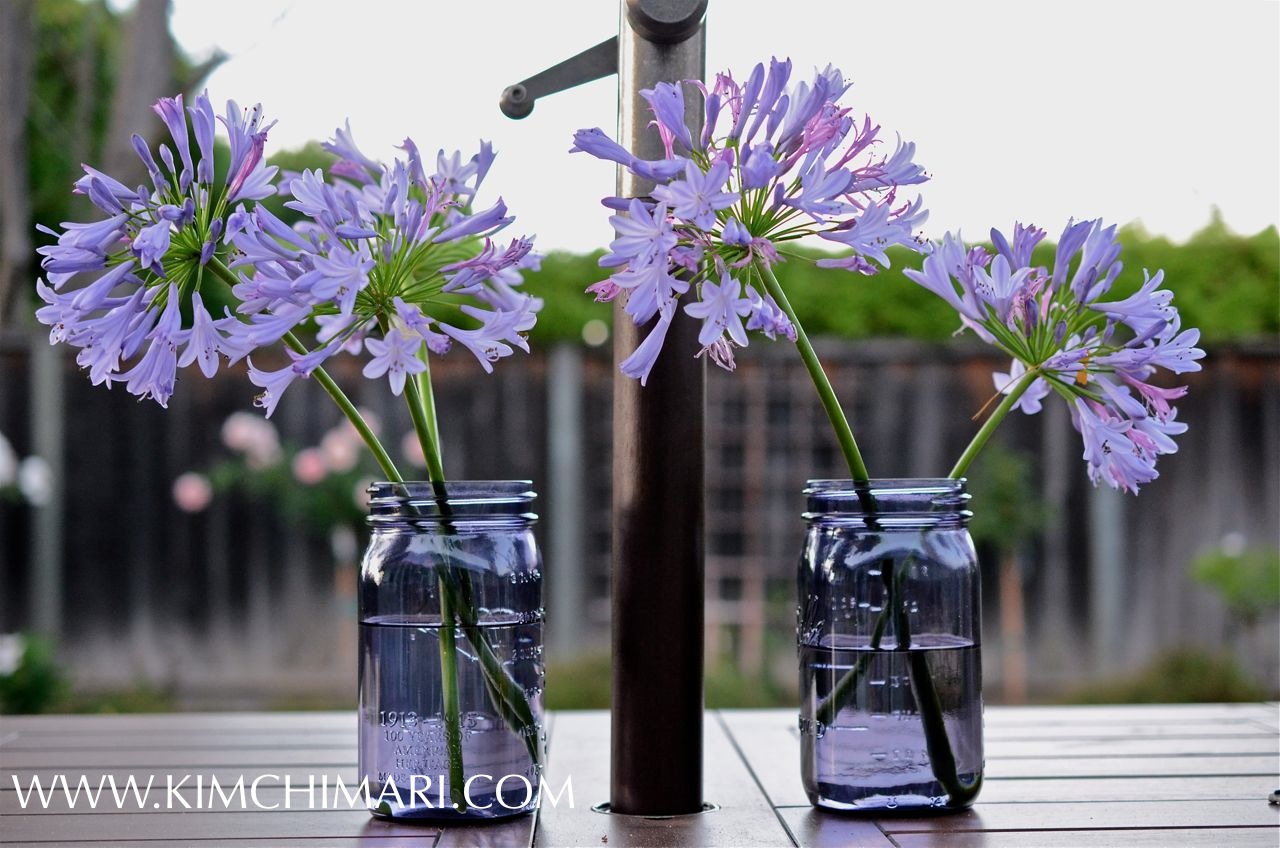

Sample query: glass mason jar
[798,479,983,812]
[359,481,545,821]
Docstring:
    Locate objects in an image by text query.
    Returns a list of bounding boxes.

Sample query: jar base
[808,791,975,815]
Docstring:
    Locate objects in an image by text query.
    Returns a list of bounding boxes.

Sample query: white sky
[156,0,1279,253]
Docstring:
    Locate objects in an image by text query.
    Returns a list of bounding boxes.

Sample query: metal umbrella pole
[499,0,708,817]
[610,0,707,817]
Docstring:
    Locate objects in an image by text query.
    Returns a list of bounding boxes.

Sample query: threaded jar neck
[804,478,971,529]
[366,480,538,528]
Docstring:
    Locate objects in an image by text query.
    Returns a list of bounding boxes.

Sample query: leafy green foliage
[27,0,121,232]
[1192,545,1280,625]
[523,250,613,344]
[0,635,67,714]
[1065,648,1273,703]
[544,652,792,709]
[966,446,1048,551]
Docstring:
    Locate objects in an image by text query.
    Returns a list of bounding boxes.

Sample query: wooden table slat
[889,828,1280,848]
[531,711,794,848]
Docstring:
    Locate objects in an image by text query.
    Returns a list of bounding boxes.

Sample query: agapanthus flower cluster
[905,219,1204,493]
[231,129,541,416]
[35,91,277,405]
[571,57,928,383]
[35,92,541,417]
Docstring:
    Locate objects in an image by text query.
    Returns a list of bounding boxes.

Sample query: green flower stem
[417,354,442,453]
[397,384,467,809]
[403,379,447,482]
[754,258,870,483]
[277,332,403,482]
[435,567,468,811]
[949,369,1040,480]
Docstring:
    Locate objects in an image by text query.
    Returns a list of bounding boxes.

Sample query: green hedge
[523,215,1279,345]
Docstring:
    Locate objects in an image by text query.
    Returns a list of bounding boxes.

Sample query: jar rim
[366,480,537,523]
[804,478,967,495]
[803,478,970,524]
[367,480,535,497]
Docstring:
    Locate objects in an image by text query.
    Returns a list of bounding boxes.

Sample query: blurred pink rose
[172,472,213,513]
[220,412,281,469]
[320,427,360,473]
[292,448,328,485]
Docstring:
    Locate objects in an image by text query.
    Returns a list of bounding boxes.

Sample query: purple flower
[432,199,512,243]
[902,234,985,323]
[990,222,1045,270]
[247,359,301,418]
[323,120,381,182]
[308,244,374,314]
[393,298,451,355]
[69,260,137,312]
[153,95,193,183]
[74,287,149,385]
[189,92,217,185]
[362,329,427,395]
[573,58,930,384]
[1072,399,1158,494]
[602,199,676,269]
[221,100,278,202]
[118,285,184,408]
[993,360,1050,415]
[684,270,752,348]
[569,128,686,181]
[820,197,927,268]
[652,160,739,231]
[744,285,795,341]
[612,258,688,324]
[640,81,694,153]
[36,92,286,405]
[619,302,676,386]
[1122,374,1187,421]
[783,162,854,219]
[741,142,781,189]
[1146,316,1205,374]
[970,254,1033,325]
[911,218,1201,493]
[586,279,621,303]
[1090,269,1174,336]
[175,293,226,378]
[133,221,172,273]
[721,218,752,246]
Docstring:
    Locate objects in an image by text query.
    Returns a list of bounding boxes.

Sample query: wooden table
[2,704,1277,846]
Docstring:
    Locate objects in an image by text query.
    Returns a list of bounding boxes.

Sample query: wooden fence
[0,328,1276,704]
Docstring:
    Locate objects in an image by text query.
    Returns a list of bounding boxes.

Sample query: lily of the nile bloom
[905,219,1204,493]
[571,57,928,383]
[230,126,541,413]
[35,92,278,406]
